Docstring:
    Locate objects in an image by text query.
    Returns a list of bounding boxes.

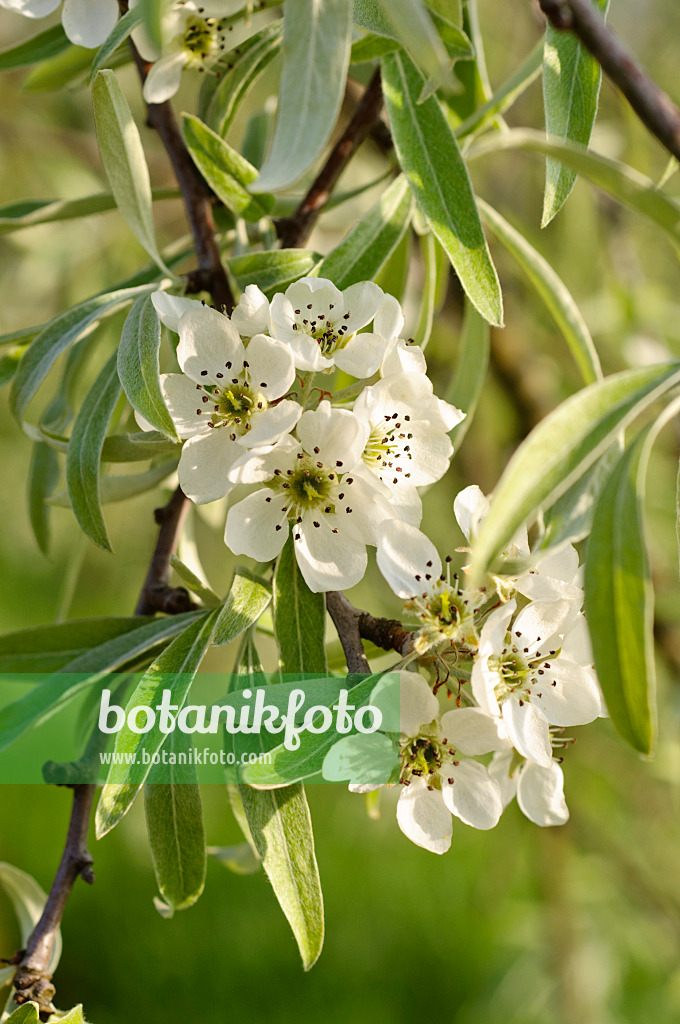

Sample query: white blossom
[0,0,118,47]
[268,276,386,376]
[373,294,428,377]
[153,305,300,504]
[490,751,569,826]
[224,401,392,592]
[151,284,269,335]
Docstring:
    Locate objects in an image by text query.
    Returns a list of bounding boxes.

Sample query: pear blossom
[351,373,463,525]
[490,751,569,826]
[0,0,117,47]
[131,0,248,104]
[472,598,602,768]
[373,294,428,377]
[323,671,504,854]
[376,519,481,652]
[268,276,386,376]
[224,401,392,592]
[151,284,269,336]
[153,305,301,503]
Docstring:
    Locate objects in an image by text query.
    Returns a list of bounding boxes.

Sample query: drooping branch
[538,0,680,163]
[12,785,96,1017]
[277,68,386,249]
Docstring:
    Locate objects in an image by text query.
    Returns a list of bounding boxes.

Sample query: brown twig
[277,68,386,248]
[538,0,680,163]
[135,486,196,616]
[326,592,414,674]
[12,785,96,1018]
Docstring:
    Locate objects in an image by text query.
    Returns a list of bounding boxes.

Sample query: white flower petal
[381,337,428,377]
[152,291,204,333]
[230,284,269,336]
[297,401,368,471]
[225,489,289,561]
[561,614,593,665]
[160,374,207,439]
[373,293,404,341]
[531,658,602,727]
[142,51,186,104]
[61,0,117,46]
[440,707,512,755]
[396,779,452,854]
[334,331,388,378]
[453,485,489,542]
[286,277,344,317]
[479,599,516,653]
[227,435,299,485]
[488,751,519,810]
[341,281,383,333]
[517,761,569,826]
[440,761,503,830]
[293,513,367,592]
[370,671,439,736]
[384,482,422,527]
[178,430,240,504]
[513,599,578,654]
[501,700,553,768]
[242,333,295,400]
[177,306,244,383]
[1,0,59,16]
[375,519,442,599]
[470,658,501,717]
[237,400,302,448]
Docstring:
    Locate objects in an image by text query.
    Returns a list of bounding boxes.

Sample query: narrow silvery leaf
[413,232,437,348]
[202,21,282,135]
[239,784,324,970]
[4,1003,40,1023]
[446,299,489,451]
[0,616,161,674]
[539,444,621,550]
[213,569,272,646]
[50,459,177,507]
[96,610,217,837]
[253,0,353,192]
[316,175,413,289]
[28,441,60,555]
[0,25,70,69]
[66,352,122,551]
[0,613,201,752]
[375,0,453,90]
[169,555,221,608]
[0,863,61,973]
[145,730,207,911]
[182,115,273,221]
[382,51,503,326]
[0,190,177,236]
[468,129,680,255]
[542,0,610,226]
[101,431,180,462]
[478,199,601,385]
[10,283,154,422]
[92,70,170,273]
[274,536,327,676]
[227,249,320,297]
[89,7,144,82]
[118,295,176,439]
[467,363,680,587]
[585,421,662,754]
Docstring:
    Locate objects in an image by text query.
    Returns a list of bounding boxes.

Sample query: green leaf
[101,430,180,462]
[4,1004,40,1023]
[23,40,130,91]
[50,459,178,508]
[169,555,221,608]
[0,863,61,972]
[53,1007,87,1024]
[202,21,282,136]
[253,0,353,193]
[213,569,272,646]
[478,199,601,385]
[350,31,399,63]
[92,70,170,273]
[353,0,457,85]
[455,40,542,139]
[10,283,154,422]
[273,537,327,676]
[66,353,122,551]
[145,730,207,911]
[89,7,144,81]
[0,344,30,390]
[0,614,201,752]
[374,223,411,300]
[227,249,320,298]
[413,232,438,348]
[382,51,503,326]
[539,444,622,551]
[239,784,324,970]
[118,295,176,439]
[585,420,663,754]
[542,0,610,225]
[0,190,178,236]
[28,441,60,555]
[468,128,680,253]
[316,175,414,289]
[467,363,680,587]
[208,842,261,874]
[0,616,162,674]
[0,25,70,70]
[446,299,489,451]
[181,114,273,221]
[96,611,217,837]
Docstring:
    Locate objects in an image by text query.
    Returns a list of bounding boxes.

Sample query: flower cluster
[323,488,605,853]
[147,277,464,592]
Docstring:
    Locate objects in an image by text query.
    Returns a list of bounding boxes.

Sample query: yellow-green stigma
[195,379,265,437]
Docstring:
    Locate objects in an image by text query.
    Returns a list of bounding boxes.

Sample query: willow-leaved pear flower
[0,0,117,47]
[224,401,392,592]
[152,306,300,503]
[472,598,601,768]
[490,751,569,826]
[373,294,428,377]
[352,373,463,525]
[269,276,385,375]
[151,283,269,337]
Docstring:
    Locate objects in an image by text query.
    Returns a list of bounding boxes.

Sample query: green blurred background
[2,1,680,1021]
